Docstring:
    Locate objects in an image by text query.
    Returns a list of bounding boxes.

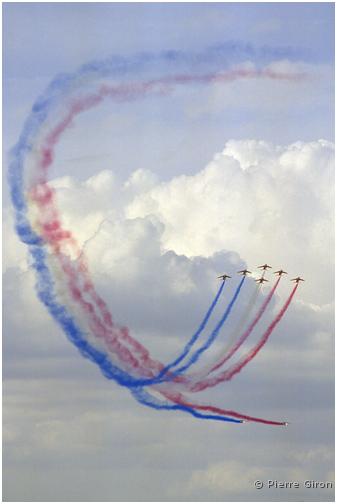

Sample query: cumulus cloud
[187,453,334,501]
[3,376,333,501]
[3,137,334,501]
[4,138,333,365]
[126,139,334,304]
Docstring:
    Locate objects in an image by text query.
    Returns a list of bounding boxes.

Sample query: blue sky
[3,2,334,162]
[3,3,335,502]
[3,3,335,77]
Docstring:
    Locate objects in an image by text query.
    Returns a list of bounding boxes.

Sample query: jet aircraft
[258,264,272,271]
[217,274,231,281]
[237,269,251,276]
[255,277,269,284]
[291,277,305,283]
[274,269,288,276]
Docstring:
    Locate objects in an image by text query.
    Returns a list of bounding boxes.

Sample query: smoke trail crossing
[7,49,303,425]
[131,388,243,423]
[30,243,243,423]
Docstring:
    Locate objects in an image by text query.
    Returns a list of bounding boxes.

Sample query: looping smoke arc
[8,49,302,426]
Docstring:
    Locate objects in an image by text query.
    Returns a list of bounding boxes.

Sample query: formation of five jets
[217,264,304,283]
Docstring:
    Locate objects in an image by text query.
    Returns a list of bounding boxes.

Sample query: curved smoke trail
[16,69,257,382]
[162,390,287,426]
[8,50,301,424]
[30,244,243,422]
[31,240,282,425]
[131,388,243,424]
[133,388,287,426]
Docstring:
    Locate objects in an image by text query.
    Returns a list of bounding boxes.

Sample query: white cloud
[188,460,265,494]
[187,457,334,500]
[126,139,334,304]
[4,137,334,502]
[3,376,334,501]
[4,138,333,369]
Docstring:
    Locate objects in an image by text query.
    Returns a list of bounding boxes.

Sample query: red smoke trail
[31,181,291,426]
[223,283,299,380]
[34,65,305,184]
[191,283,299,392]
[162,390,287,426]
[34,67,298,372]
[36,197,292,425]
[32,188,161,376]
[28,68,301,425]
[31,91,164,373]
[208,277,281,374]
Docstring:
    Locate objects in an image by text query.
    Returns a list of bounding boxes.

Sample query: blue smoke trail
[9,95,228,392]
[7,46,250,411]
[7,45,239,389]
[27,244,238,423]
[79,42,309,78]
[171,277,246,375]
[116,281,227,387]
[7,45,301,427]
[152,281,226,380]
[8,41,309,251]
[131,388,242,423]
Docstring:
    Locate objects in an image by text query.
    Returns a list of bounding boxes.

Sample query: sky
[3,2,335,502]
